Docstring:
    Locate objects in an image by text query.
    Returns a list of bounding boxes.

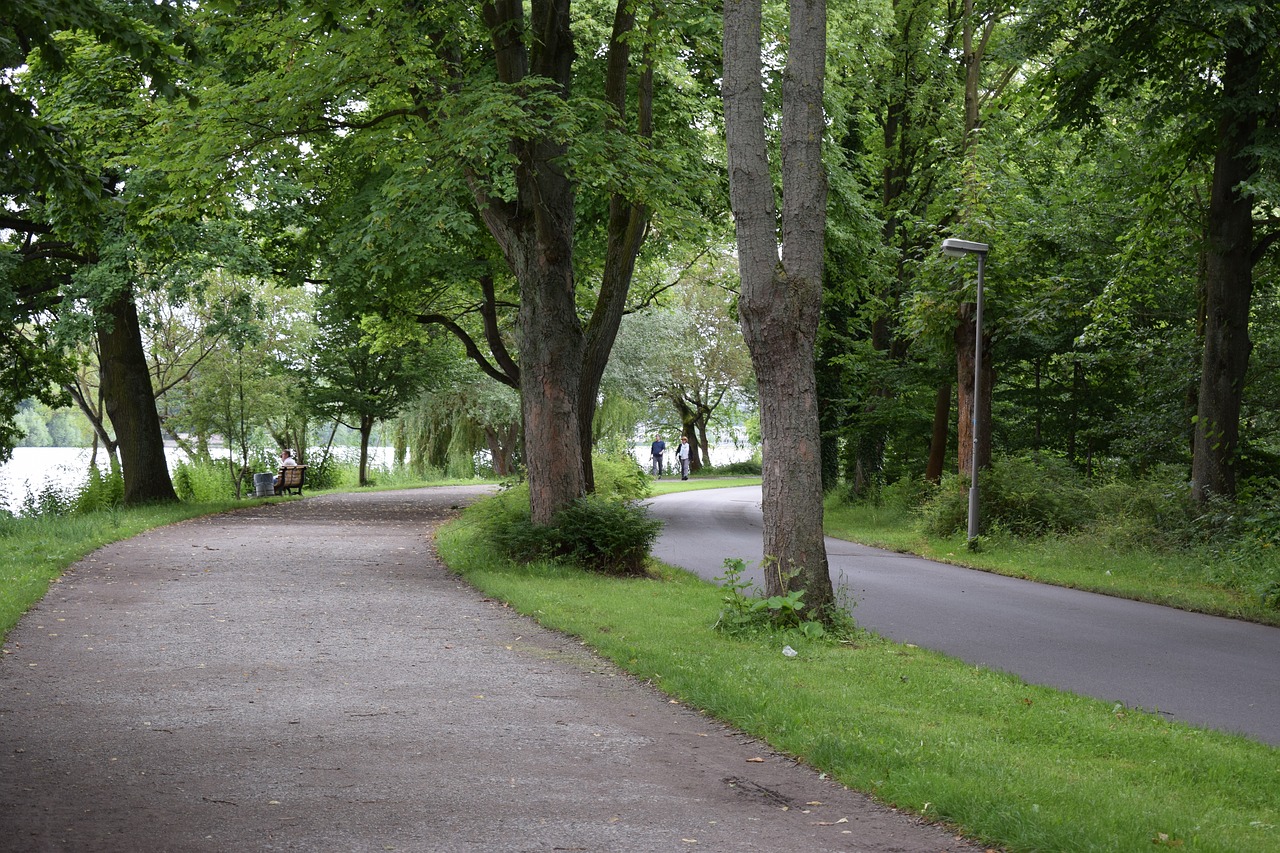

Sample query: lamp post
[942,237,989,546]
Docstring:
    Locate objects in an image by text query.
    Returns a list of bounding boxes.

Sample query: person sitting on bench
[274,449,298,490]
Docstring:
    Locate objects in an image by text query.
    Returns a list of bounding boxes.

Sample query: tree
[306,306,439,486]
[0,1,190,469]
[723,0,834,611]
[654,271,753,472]
[162,1,725,523]
[1023,2,1280,501]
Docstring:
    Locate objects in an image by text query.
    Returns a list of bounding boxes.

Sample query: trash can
[253,472,275,497]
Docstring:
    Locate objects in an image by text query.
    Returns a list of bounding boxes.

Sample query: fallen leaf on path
[745,757,764,763]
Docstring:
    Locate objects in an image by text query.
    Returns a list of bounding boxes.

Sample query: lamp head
[942,237,989,257]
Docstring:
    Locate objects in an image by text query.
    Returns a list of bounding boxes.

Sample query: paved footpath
[0,488,982,853]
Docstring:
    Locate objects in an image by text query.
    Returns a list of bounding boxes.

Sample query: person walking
[677,435,691,480]
[650,434,666,478]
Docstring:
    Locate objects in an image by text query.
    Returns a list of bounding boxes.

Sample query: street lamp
[942,237,989,546]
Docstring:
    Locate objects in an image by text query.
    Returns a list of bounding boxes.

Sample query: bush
[466,454,663,576]
[550,494,663,575]
[913,474,969,537]
[917,454,1096,537]
[591,452,651,501]
[73,465,123,513]
[173,458,226,502]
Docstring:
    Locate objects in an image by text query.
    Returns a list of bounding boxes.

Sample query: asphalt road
[648,485,1280,747]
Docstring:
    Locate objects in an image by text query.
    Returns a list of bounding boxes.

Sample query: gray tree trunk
[723,0,833,612]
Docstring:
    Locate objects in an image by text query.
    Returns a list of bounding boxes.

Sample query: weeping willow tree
[395,367,522,479]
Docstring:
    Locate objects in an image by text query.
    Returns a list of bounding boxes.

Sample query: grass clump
[712,556,857,640]
[436,513,1280,853]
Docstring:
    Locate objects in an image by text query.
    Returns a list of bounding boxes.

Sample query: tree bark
[724,0,833,612]
[359,413,374,486]
[475,0,656,519]
[578,0,654,493]
[476,0,585,524]
[925,381,950,483]
[954,302,992,479]
[96,288,178,505]
[1191,39,1258,503]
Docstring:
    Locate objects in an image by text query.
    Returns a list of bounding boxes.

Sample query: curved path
[649,486,1280,747]
[0,487,979,852]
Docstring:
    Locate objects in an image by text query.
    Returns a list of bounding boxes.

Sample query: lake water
[2,442,755,513]
[0,446,396,514]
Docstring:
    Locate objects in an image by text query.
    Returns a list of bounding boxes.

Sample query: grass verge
[823,497,1280,628]
[649,475,761,496]
[437,511,1280,853]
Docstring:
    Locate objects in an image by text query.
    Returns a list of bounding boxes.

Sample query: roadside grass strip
[438,516,1280,853]
[822,498,1280,628]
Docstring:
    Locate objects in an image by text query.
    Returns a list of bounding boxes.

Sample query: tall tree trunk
[952,0,995,482]
[1191,41,1258,504]
[925,382,950,483]
[577,0,654,493]
[476,0,585,525]
[724,0,833,612]
[359,414,374,486]
[96,288,177,506]
[954,302,992,479]
[517,238,585,524]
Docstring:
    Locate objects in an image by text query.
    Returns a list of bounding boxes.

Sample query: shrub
[466,456,663,576]
[73,465,123,513]
[914,474,969,537]
[549,494,663,576]
[979,454,1094,536]
[591,452,651,501]
[172,457,242,502]
[19,482,73,518]
[917,454,1096,537]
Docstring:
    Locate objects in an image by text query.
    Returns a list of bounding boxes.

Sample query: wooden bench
[275,465,307,496]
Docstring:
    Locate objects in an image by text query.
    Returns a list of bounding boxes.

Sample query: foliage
[1187,486,1280,609]
[713,557,829,639]
[589,452,652,502]
[466,454,661,576]
[474,491,663,578]
[547,494,664,576]
[9,462,123,519]
[915,454,1197,540]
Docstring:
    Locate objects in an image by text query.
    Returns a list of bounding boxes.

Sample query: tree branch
[478,274,521,383]
[415,312,519,389]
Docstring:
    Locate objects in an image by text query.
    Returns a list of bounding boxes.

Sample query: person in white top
[274,449,298,489]
[677,436,691,480]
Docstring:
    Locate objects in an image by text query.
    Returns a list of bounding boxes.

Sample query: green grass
[648,475,761,496]
[823,497,1280,628]
[438,514,1280,853]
